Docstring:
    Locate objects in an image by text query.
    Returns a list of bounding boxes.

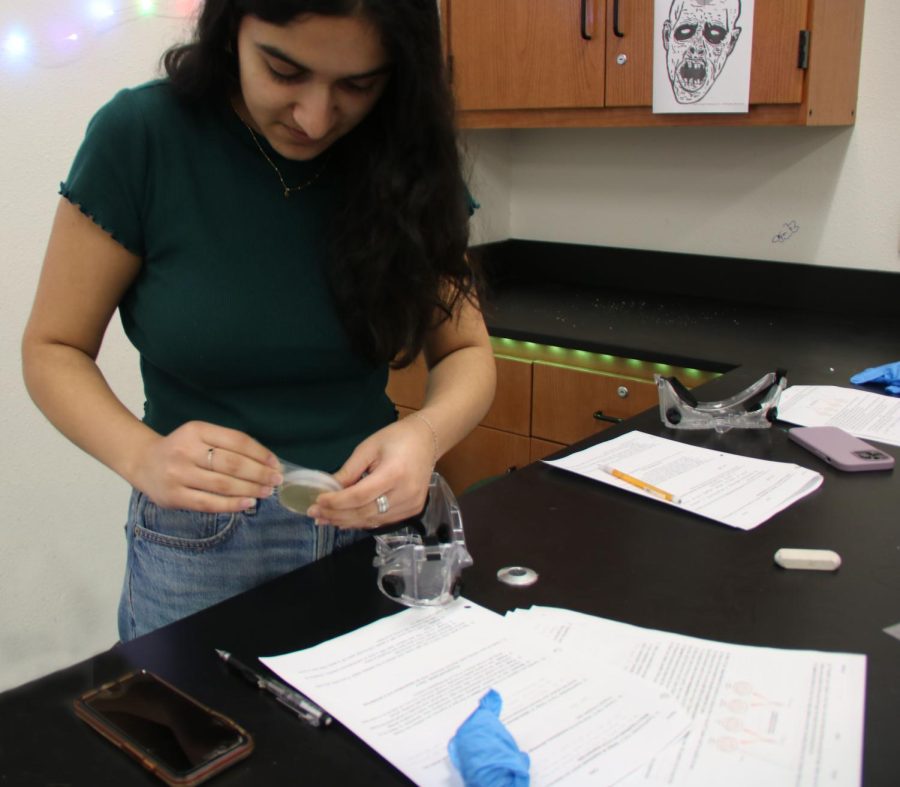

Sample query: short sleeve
[60,89,148,256]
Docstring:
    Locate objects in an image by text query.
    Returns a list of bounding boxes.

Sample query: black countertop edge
[470,239,900,389]
[472,239,900,318]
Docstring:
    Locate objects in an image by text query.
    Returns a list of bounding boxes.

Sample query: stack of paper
[262,601,865,786]
[544,431,823,530]
[263,601,692,786]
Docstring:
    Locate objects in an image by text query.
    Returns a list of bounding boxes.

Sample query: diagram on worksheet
[708,680,792,767]
[508,607,865,787]
[653,0,756,114]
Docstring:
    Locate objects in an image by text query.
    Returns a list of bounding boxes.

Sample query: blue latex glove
[448,690,530,787]
[850,362,900,395]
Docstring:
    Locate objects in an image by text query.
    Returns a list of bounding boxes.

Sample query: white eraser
[774,548,842,571]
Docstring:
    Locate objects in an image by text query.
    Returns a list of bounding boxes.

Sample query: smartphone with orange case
[74,670,253,786]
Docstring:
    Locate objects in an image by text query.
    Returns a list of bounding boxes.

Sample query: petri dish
[278,466,342,515]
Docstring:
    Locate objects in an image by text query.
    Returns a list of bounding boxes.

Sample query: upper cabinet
[440,0,865,127]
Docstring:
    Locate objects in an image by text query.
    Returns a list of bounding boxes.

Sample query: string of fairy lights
[2,1,200,69]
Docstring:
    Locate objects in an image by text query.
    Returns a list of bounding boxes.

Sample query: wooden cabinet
[603,0,808,107]
[387,338,719,494]
[447,0,607,111]
[389,355,534,494]
[441,0,865,127]
[531,362,658,444]
[395,402,532,496]
[436,424,532,495]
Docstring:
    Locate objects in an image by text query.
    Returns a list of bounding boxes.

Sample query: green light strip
[489,336,719,382]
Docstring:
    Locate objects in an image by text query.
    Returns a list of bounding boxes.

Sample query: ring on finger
[375,494,389,515]
[207,447,215,470]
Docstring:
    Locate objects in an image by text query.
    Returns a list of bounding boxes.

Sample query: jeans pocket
[132,492,239,551]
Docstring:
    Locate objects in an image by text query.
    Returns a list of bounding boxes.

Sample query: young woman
[21,0,495,640]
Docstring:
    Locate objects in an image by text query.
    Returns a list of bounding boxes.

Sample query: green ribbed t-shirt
[61,80,396,472]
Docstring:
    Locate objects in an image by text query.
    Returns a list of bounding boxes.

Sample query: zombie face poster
[653,0,755,113]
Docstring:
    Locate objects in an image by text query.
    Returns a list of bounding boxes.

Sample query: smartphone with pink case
[788,426,894,472]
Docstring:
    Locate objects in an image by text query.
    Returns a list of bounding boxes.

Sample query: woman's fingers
[171,488,260,514]
[309,419,434,528]
[136,421,282,512]
[310,473,429,529]
[200,444,282,490]
[194,423,282,483]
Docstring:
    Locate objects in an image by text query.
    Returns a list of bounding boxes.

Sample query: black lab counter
[1,245,898,786]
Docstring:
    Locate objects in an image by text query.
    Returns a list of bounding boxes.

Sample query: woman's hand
[308,415,436,528]
[132,421,283,513]
[307,286,496,529]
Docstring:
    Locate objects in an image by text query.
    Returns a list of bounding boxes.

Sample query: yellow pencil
[601,465,682,504]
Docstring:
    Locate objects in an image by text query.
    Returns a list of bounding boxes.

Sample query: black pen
[215,648,331,727]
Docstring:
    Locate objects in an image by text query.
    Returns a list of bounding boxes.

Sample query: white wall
[1,1,897,692]
[1,4,192,690]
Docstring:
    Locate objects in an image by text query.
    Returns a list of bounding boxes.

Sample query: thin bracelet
[410,411,439,467]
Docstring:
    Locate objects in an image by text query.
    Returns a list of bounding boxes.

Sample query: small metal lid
[497,566,539,587]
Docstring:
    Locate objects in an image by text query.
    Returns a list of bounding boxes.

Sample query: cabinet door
[482,356,532,435]
[748,0,807,105]
[531,362,657,444]
[605,0,654,106]
[530,437,567,462]
[438,425,532,496]
[386,356,428,410]
[387,355,532,436]
[448,0,606,110]
[605,0,807,108]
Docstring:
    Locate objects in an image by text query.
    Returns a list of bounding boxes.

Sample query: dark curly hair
[163,0,481,367]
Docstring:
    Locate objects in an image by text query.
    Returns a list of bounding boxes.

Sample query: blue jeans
[117,489,369,641]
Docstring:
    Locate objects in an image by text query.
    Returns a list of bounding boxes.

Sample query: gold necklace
[242,123,329,198]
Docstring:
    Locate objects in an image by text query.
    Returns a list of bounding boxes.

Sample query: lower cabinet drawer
[530,437,566,462]
[388,354,531,436]
[482,356,531,435]
[437,424,531,496]
[531,362,657,445]
[395,408,530,496]
[389,346,706,493]
[386,357,428,410]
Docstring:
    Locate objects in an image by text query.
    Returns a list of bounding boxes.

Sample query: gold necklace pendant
[243,123,328,198]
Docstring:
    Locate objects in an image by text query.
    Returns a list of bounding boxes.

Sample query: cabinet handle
[613,0,625,37]
[580,0,592,40]
[593,411,624,424]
